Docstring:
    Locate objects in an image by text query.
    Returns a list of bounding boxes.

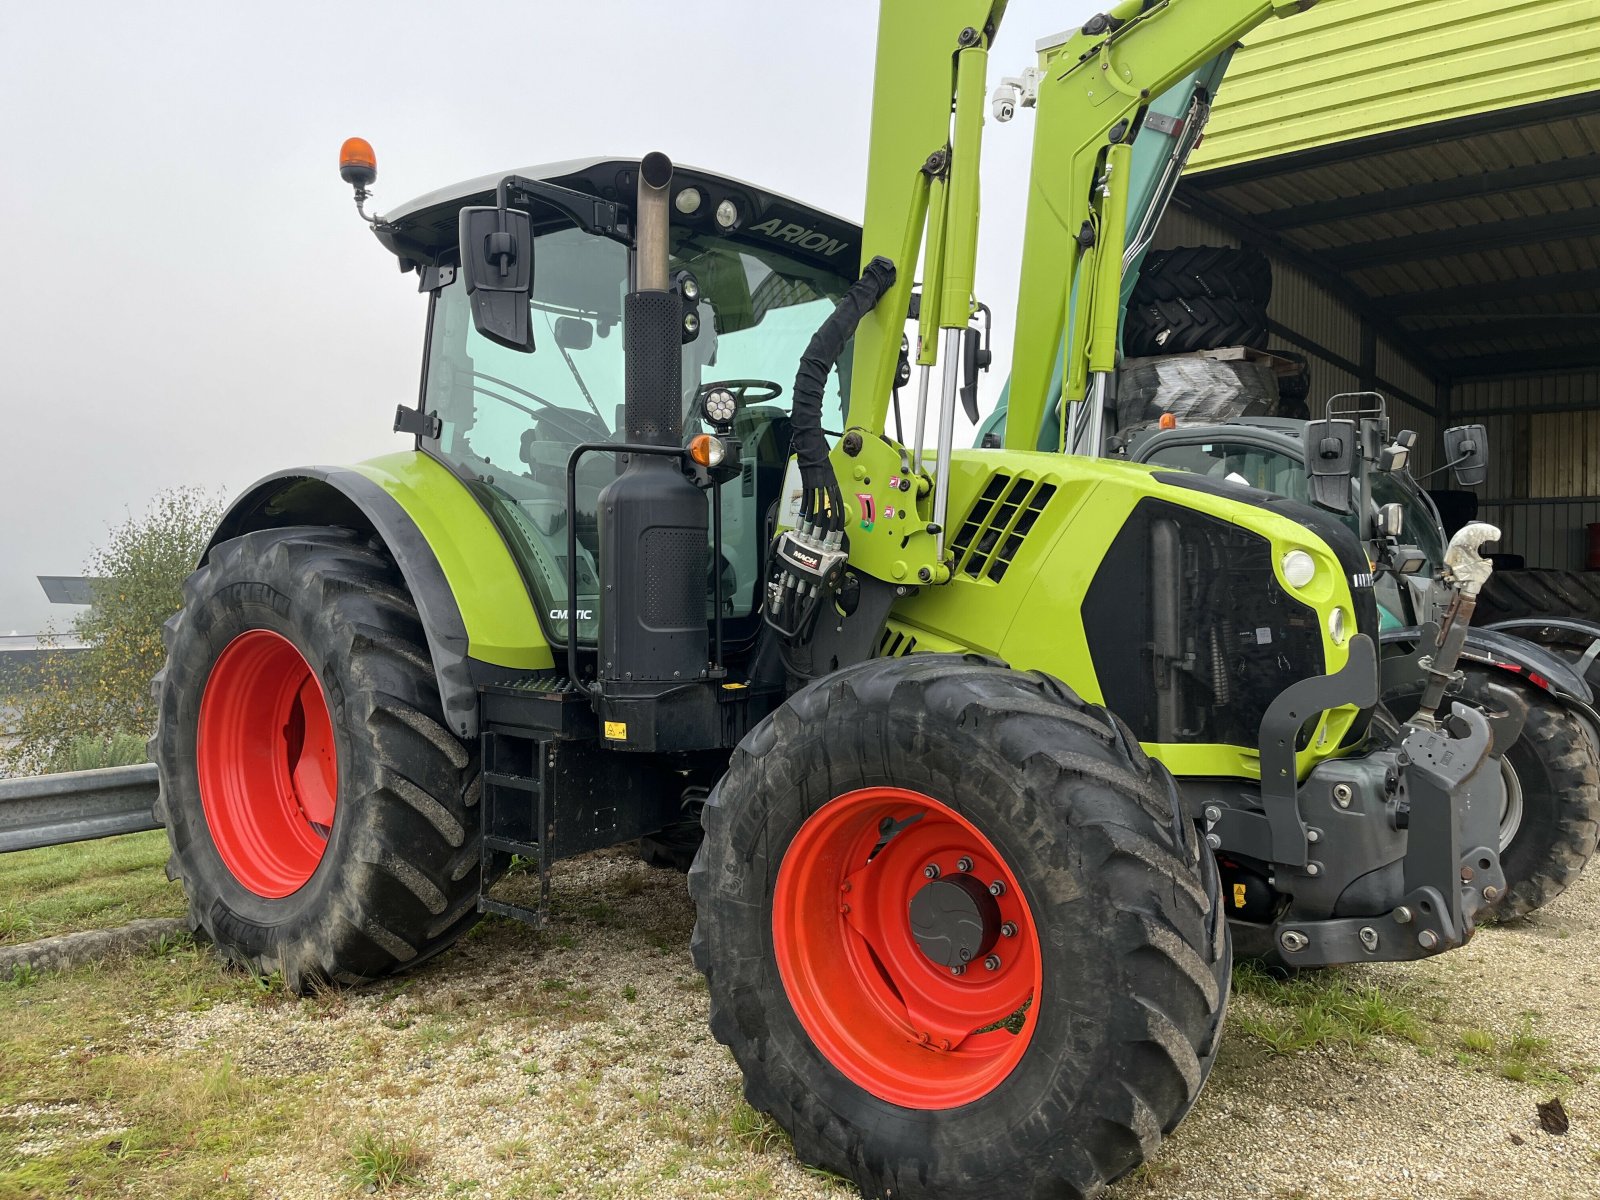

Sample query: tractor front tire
[1383,667,1600,919]
[690,654,1227,1200]
[153,526,484,990]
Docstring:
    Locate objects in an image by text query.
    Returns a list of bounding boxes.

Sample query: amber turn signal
[688,434,726,468]
[340,137,377,188]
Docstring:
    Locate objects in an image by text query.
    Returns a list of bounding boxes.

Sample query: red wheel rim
[197,630,338,898]
[772,787,1043,1108]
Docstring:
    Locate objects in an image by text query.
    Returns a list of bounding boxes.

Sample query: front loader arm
[848,0,1007,436]
[1004,0,1316,452]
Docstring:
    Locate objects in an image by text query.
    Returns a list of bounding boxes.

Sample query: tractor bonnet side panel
[885,449,1372,782]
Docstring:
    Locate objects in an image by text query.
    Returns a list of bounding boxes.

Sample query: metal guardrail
[0,763,161,853]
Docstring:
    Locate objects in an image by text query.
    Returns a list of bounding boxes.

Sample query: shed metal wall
[1453,373,1600,567]
[1189,0,1600,172]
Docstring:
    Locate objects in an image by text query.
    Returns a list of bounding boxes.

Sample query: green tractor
[152,2,1510,1195]
[1125,400,1600,923]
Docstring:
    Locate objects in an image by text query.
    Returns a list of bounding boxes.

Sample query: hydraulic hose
[791,255,897,531]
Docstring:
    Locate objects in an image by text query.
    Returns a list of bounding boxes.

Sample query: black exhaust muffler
[596,153,711,700]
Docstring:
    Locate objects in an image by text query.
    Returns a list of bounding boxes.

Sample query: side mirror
[553,316,593,351]
[1444,423,1489,488]
[1303,418,1358,514]
[459,205,535,352]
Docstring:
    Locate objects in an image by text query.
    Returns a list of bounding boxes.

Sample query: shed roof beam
[1255,154,1600,231]
[1452,344,1600,380]
[1377,267,1600,313]
[1326,208,1600,270]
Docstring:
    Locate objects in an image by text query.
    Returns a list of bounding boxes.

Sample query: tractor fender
[208,454,554,740]
[1380,624,1593,707]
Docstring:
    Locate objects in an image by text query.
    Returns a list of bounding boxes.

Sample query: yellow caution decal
[603,721,628,741]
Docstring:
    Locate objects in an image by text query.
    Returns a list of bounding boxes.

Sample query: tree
[2,488,223,776]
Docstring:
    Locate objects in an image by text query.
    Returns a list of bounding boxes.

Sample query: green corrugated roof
[1189,0,1600,172]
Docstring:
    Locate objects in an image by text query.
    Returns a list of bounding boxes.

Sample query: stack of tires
[1119,246,1312,426]
[1124,246,1272,357]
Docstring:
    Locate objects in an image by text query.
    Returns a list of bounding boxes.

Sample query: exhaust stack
[595,152,711,719]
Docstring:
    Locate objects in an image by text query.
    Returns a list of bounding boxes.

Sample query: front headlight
[1328,607,1349,645]
[1282,549,1317,589]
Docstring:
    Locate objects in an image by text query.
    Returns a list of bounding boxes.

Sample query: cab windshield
[420,222,854,644]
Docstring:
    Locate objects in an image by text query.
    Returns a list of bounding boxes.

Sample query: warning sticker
[603,721,628,740]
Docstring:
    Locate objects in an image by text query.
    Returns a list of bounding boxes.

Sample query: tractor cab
[373,158,863,655]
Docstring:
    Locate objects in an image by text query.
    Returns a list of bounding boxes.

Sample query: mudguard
[208,452,554,740]
[1380,624,1593,707]
[1483,617,1600,681]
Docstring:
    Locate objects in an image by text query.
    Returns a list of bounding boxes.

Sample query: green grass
[1231,963,1427,1055]
[0,936,311,1198]
[0,830,186,945]
[345,1127,428,1191]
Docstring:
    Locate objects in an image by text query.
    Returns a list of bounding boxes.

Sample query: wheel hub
[909,873,1001,968]
[197,629,338,898]
[770,786,1043,1109]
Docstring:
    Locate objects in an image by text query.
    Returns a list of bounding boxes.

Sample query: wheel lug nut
[923,864,940,880]
[984,954,1001,971]
[956,856,974,873]
[988,880,1006,897]
[951,963,966,976]
[1001,922,1017,938]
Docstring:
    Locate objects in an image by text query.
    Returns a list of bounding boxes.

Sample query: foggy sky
[0,0,1096,634]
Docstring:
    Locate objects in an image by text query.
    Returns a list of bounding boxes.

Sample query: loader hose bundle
[790,255,897,532]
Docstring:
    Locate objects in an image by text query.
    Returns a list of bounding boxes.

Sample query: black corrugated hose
[790,255,897,532]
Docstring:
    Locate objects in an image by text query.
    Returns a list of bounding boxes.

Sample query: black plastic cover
[459,206,534,352]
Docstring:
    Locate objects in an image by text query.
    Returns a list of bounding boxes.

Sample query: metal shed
[1155,0,1600,569]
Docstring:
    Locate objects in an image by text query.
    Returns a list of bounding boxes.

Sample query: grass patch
[345,1127,428,1191]
[728,1102,789,1156]
[0,830,186,944]
[1231,963,1428,1055]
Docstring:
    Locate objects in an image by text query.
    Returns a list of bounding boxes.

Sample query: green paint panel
[1190,0,1600,172]
[887,449,1362,781]
[350,453,553,671]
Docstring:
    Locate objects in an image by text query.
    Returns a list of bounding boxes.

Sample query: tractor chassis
[475,679,756,925]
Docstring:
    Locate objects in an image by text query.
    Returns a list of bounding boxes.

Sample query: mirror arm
[1412,452,1477,484]
[494,175,626,244]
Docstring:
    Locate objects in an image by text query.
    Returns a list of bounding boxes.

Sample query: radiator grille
[949,473,1057,582]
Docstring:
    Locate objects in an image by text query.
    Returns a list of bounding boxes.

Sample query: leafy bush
[2,488,222,776]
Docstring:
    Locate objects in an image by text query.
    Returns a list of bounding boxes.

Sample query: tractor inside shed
[1158,0,1600,622]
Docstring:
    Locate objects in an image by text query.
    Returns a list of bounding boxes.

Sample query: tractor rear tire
[689,654,1227,1200]
[1123,296,1269,358]
[1382,667,1600,919]
[1132,246,1273,307]
[153,526,485,990]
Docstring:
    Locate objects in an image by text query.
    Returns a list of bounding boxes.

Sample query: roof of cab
[373,156,863,278]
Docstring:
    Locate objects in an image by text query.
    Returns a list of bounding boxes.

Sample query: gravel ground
[10,845,1600,1198]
